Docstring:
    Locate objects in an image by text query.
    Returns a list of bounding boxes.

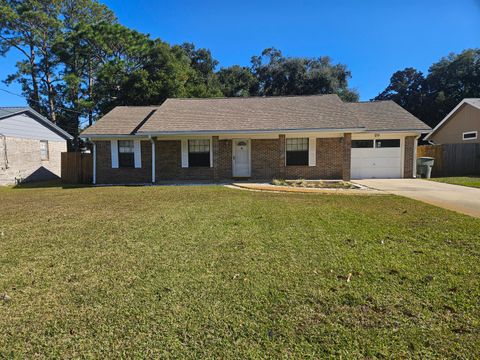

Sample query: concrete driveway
[353,179,480,218]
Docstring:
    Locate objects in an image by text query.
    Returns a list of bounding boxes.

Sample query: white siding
[0,114,65,141]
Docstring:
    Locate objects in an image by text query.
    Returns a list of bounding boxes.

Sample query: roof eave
[0,108,74,140]
[135,127,366,136]
[424,100,474,140]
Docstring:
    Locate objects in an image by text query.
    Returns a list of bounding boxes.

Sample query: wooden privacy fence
[417,145,443,177]
[61,152,93,184]
[417,144,480,177]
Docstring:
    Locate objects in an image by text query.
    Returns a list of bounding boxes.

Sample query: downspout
[92,141,97,185]
[149,136,155,183]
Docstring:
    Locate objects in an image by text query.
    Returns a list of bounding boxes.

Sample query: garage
[351,138,402,179]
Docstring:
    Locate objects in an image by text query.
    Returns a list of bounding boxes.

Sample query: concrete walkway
[353,179,480,218]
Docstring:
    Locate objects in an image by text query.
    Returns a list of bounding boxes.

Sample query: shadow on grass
[13,179,92,189]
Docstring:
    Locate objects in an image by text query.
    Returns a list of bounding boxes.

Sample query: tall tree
[0,0,63,120]
[375,49,480,128]
[217,65,258,97]
[374,68,426,119]
[176,42,223,97]
[251,48,358,101]
[93,30,192,115]
[54,1,116,134]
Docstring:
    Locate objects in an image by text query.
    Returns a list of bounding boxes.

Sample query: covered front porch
[91,132,353,184]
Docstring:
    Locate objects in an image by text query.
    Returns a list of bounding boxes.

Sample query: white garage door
[351,139,402,179]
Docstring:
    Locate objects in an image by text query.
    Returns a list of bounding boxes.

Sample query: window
[375,139,400,148]
[118,140,134,168]
[463,131,477,141]
[40,140,49,160]
[286,138,308,166]
[188,139,210,167]
[351,140,373,148]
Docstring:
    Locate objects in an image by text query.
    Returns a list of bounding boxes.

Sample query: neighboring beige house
[0,107,73,185]
[425,99,480,144]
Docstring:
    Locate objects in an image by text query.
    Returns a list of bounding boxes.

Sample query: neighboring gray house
[0,107,73,185]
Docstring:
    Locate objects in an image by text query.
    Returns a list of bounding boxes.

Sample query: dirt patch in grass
[0,185,479,357]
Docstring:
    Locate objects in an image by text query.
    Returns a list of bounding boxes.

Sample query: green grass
[0,185,479,358]
[429,176,480,189]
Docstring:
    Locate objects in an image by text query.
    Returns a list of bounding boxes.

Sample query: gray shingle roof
[80,95,431,136]
[346,101,431,131]
[0,106,73,140]
[137,94,361,134]
[81,106,159,136]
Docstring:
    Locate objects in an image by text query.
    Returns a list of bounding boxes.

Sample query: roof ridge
[349,100,393,104]
[166,93,339,101]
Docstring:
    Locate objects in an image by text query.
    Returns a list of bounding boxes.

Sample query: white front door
[233,139,250,177]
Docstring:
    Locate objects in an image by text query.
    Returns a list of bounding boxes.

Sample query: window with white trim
[286,138,309,166]
[40,140,49,160]
[463,131,477,141]
[118,140,135,168]
[188,139,210,167]
[375,139,400,148]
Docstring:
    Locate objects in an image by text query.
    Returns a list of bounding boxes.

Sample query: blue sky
[0,0,478,106]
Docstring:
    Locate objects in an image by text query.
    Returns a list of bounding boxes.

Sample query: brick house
[80,95,430,184]
[0,107,73,185]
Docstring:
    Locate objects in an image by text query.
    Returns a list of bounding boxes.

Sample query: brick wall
[404,136,415,178]
[251,139,281,179]
[285,137,345,180]
[95,140,152,184]
[0,136,66,185]
[156,140,214,180]
[94,135,351,184]
[217,139,232,180]
[342,133,352,181]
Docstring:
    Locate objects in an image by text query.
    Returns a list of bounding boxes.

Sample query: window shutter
[111,140,119,168]
[134,140,142,168]
[181,139,189,168]
[308,138,316,166]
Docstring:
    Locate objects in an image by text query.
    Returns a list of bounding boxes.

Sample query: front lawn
[429,176,480,188]
[0,186,479,357]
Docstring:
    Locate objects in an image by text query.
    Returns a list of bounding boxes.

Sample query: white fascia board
[80,135,150,140]
[361,129,431,134]
[135,127,365,136]
[352,132,421,140]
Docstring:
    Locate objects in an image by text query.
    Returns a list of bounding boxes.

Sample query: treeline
[374,49,480,128]
[0,1,478,138]
[0,0,358,137]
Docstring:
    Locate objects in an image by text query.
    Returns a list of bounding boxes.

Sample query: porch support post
[279,134,286,179]
[149,136,156,183]
[92,141,96,185]
[342,133,352,181]
[212,136,219,182]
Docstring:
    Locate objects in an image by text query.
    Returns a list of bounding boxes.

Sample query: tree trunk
[88,57,93,126]
[29,45,41,111]
[42,41,57,123]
